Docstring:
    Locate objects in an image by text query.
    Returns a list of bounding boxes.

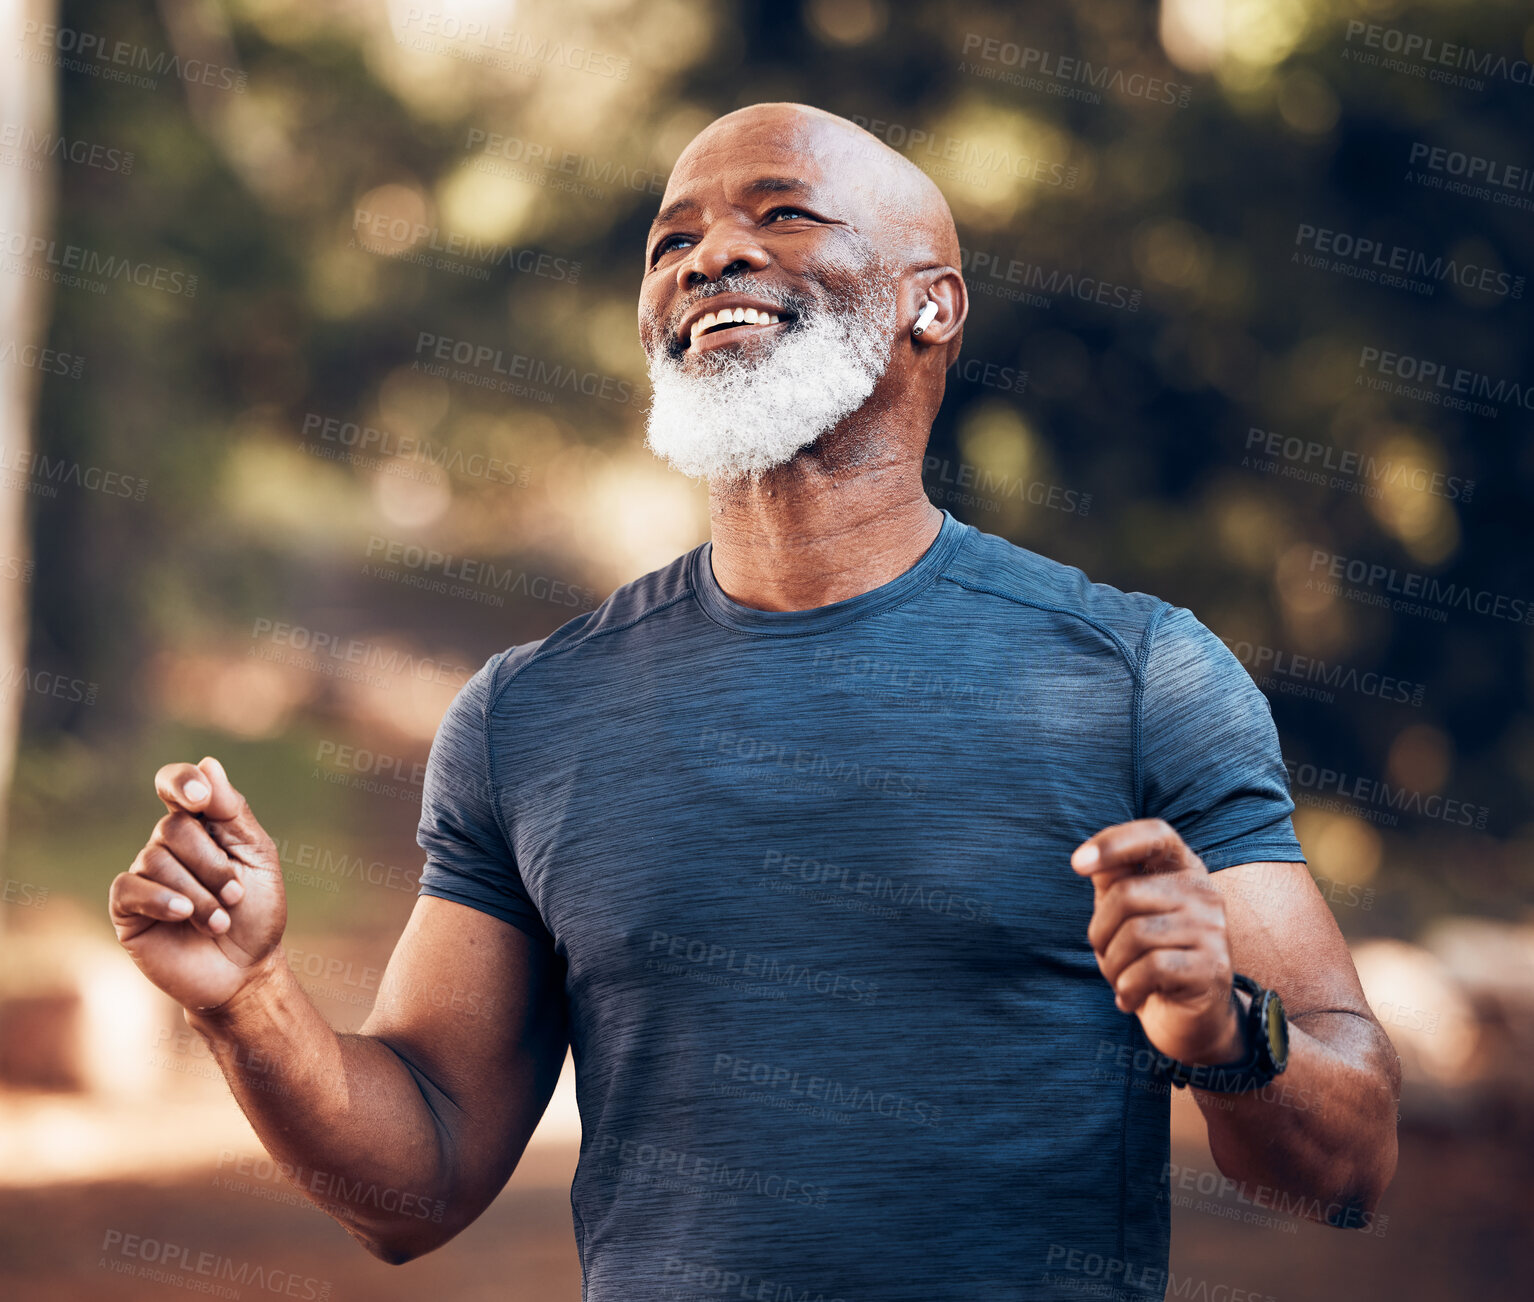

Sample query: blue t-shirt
[417,509,1304,1302]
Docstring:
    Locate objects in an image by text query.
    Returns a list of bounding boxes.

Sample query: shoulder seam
[488,588,698,707]
[1131,601,1175,818]
[478,651,520,860]
[937,573,1143,672]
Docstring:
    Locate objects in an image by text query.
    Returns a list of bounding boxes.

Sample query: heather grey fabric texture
[417,508,1304,1302]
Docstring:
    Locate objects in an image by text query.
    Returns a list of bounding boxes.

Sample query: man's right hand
[110,756,288,1013]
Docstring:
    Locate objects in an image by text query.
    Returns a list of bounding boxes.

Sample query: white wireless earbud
[912,299,940,337]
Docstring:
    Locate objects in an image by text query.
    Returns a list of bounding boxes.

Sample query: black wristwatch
[1157,973,1289,1093]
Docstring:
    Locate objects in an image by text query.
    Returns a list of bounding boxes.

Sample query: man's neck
[705,455,943,613]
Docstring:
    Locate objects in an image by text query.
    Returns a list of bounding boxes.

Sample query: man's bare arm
[1198,860,1401,1225]
[1074,821,1400,1227]
[189,898,568,1261]
[111,758,569,1263]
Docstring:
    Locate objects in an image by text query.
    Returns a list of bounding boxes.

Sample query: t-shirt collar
[691,507,969,636]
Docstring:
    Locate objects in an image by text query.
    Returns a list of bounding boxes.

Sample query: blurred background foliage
[9,0,1534,950]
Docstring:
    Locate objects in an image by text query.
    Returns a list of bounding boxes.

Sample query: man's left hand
[1072,818,1243,1067]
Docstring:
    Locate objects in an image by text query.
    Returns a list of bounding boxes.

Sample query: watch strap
[1158,973,1283,1093]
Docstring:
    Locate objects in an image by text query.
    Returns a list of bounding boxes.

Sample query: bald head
[670,102,961,275]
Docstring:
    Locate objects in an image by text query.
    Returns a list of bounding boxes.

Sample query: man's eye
[652,234,694,261]
[767,207,813,222]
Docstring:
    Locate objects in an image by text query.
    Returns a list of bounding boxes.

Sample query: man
[110,104,1399,1300]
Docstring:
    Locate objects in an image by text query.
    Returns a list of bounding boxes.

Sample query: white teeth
[688,305,786,345]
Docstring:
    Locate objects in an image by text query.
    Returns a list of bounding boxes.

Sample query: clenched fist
[109,757,287,1013]
[1072,818,1244,1068]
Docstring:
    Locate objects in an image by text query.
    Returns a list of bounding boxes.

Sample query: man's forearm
[185,950,462,1261]
[1195,1009,1401,1227]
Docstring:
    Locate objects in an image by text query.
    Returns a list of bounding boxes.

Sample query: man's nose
[676,222,771,287]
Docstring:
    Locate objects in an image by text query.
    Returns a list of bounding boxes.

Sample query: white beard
[643,273,898,484]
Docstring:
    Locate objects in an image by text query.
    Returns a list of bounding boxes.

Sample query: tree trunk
[0,0,59,928]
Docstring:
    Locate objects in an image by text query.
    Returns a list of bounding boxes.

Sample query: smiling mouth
[687,306,791,350]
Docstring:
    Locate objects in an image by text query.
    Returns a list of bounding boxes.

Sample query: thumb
[195,756,262,838]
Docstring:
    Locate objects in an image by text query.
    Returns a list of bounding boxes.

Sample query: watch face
[1266,991,1289,1068]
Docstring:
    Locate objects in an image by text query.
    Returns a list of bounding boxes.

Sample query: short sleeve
[416,653,555,945]
[1136,604,1306,871]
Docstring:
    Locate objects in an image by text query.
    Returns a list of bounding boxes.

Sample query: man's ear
[909,267,967,353]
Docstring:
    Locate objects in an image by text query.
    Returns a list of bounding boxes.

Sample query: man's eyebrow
[740,176,810,198]
[651,196,698,231]
[648,177,816,232]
